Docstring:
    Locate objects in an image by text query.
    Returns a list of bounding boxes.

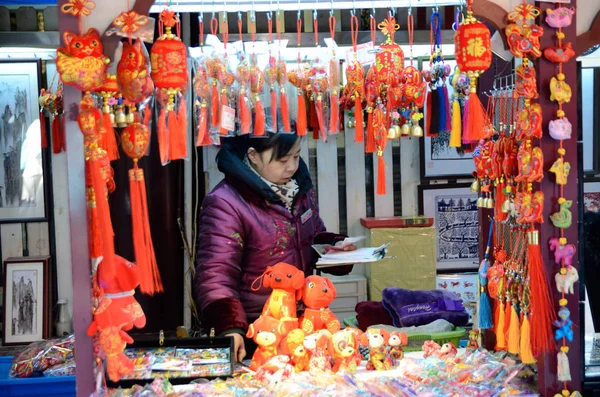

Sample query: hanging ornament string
[199,14,205,46]
[238,11,243,42]
[251,11,256,44]
[297,13,303,63]
[328,13,339,134]
[407,9,414,65]
[370,8,376,45]
[222,13,229,50]
[350,13,359,53]
[268,11,273,44]
[61,0,94,34]
[314,10,319,46]
[210,14,218,36]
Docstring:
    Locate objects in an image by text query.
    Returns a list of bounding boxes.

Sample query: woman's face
[248,139,301,185]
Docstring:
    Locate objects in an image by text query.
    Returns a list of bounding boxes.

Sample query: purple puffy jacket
[194,144,351,335]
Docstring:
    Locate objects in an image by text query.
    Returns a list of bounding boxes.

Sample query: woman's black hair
[223,132,300,162]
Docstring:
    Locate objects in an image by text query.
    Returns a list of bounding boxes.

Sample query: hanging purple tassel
[430,88,440,136]
[437,86,447,131]
[443,85,452,131]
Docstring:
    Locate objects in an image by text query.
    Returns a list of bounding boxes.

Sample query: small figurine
[255,355,295,384]
[365,328,393,371]
[550,198,573,229]
[388,331,408,361]
[554,307,573,342]
[505,24,544,59]
[549,157,571,185]
[299,275,340,334]
[544,43,576,64]
[545,7,575,28]
[557,351,572,383]
[549,118,572,140]
[516,104,543,140]
[423,340,458,358]
[280,329,309,372]
[303,330,334,375]
[515,64,538,99]
[550,76,572,104]
[467,329,480,352]
[555,265,579,295]
[549,237,576,266]
[331,329,360,373]
[246,315,286,371]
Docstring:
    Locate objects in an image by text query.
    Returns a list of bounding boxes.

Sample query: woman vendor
[194,130,355,362]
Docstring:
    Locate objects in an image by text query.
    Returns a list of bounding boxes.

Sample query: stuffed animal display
[331,329,360,373]
[299,275,341,334]
[388,331,409,361]
[365,328,393,371]
[246,315,286,371]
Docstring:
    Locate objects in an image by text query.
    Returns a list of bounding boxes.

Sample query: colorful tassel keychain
[194,56,213,145]
[478,219,495,330]
[344,11,364,142]
[287,14,307,136]
[207,16,221,130]
[364,13,378,153]
[263,13,279,132]
[250,53,266,136]
[328,14,340,134]
[38,76,65,154]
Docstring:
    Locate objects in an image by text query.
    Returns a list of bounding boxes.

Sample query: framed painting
[418,183,479,270]
[2,256,51,345]
[584,182,600,213]
[0,60,47,222]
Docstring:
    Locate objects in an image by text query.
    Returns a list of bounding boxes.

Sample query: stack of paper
[313,244,388,268]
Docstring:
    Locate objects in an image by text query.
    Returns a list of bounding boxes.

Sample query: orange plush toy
[98,326,135,382]
[332,329,360,373]
[365,328,392,371]
[279,329,309,372]
[299,275,340,334]
[303,330,334,375]
[87,255,146,335]
[252,262,304,334]
[246,315,286,371]
[388,330,408,362]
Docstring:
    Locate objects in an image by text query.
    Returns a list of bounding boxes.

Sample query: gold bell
[347,120,355,128]
[102,104,111,114]
[126,111,135,125]
[486,198,495,209]
[387,125,401,140]
[110,112,116,127]
[411,125,424,137]
[501,199,511,213]
[470,179,480,193]
[401,124,411,136]
[115,106,127,128]
[476,197,484,207]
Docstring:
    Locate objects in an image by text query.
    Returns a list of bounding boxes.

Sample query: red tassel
[354,98,364,142]
[270,89,278,131]
[280,90,291,133]
[90,159,115,283]
[527,230,556,356]
[463,91,488,142]
[143,106,152,127]
[167,109,185,160]
[254,98,266,136]
[315,96,326,141]
[296,93,307,136]
[211,83,219,127]
[102,113,119,161]
[376,153,386,195]
[40,112,48,149]
[52,116,64,154]
[310,100,319,139]
[329,93,339,134]
[197,103,210,146]
[365,112,375,153]
[425,90,434,136]
[239,94,252,135]
[219,91,228,135]
[157,108,169,165]
[131,167,163,295]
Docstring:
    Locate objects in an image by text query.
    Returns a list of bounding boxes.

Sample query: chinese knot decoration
[454,0,492,143]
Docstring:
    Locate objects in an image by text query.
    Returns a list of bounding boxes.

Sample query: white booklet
[313,243,389,268]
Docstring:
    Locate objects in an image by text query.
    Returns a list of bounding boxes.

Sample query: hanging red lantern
[151,8,188,164]
[454,0,492,143]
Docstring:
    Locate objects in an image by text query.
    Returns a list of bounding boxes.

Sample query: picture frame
[2,256,51,345]
[0,60,48,222]
[584,181,600,213]
[418,183,479,270]
[419,58,475,180]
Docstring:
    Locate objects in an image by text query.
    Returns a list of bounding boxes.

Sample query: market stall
[1,0,588,395]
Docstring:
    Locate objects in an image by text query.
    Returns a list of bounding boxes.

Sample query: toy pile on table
[10,334,76,378]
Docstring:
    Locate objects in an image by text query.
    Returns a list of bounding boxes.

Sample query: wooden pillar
[536,0,581,395]
[57,2,94,396]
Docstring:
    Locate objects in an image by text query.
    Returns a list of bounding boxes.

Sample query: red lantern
[453,0,491,143]
[150,9,188,164]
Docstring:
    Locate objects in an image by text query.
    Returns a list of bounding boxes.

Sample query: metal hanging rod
[150,0,462,13]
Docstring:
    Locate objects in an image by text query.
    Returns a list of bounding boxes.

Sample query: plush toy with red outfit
[246,315,286,371]
[279,329,309,372]
[303,330,334,375]
[365,328,392,371]
[98,326,135,382]
[254,355,295,384]
[252,262,304,334]
[332,329,360,373]
[299,276,340,334]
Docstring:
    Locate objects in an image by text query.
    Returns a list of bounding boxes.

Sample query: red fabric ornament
[96,75,120,161]
[56,28,109,92]
[454,3,492,143]
[151,9,189,164]
[117,40,154,103]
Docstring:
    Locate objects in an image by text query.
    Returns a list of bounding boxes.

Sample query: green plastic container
[343,316,467,352]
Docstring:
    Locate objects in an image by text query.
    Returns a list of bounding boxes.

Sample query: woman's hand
[342,244,357,251]
[224,332,247,362]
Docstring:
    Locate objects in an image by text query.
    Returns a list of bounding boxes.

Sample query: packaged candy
[10,334,75,378]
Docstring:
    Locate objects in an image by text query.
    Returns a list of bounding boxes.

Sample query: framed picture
[0,60,47,222]
[418,183,479,270]
[584,182,600,213]
[2,256,51,345]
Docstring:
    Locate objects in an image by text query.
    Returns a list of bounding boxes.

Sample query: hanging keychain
[287,10,307,136]
[328,12,340,134]
[276,11,292,133]
[344,9,365,142]
[236,11,252,135]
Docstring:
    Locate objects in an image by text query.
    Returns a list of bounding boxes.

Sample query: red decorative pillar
[536,0,581,395]
[57,1,94,396]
